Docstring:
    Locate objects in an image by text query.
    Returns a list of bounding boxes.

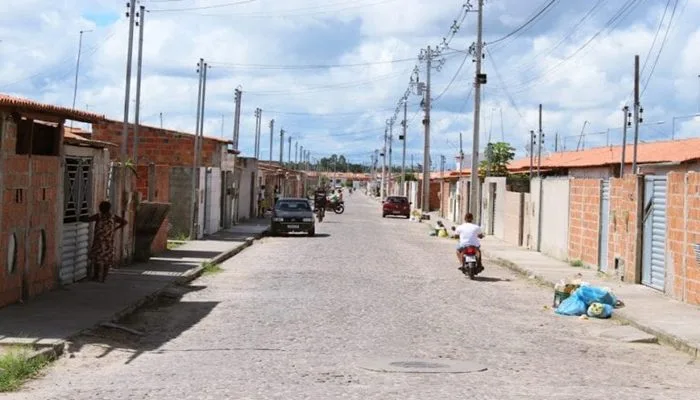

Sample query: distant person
[80,201,127,283]
[258,185,266,217]
[273,185,281,206]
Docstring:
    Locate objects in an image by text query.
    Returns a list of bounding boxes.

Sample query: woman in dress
[81,201,127,282]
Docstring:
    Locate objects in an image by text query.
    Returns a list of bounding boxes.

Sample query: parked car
[382,196,411,218]
[271,198,316,236]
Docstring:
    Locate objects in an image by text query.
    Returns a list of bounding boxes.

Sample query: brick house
[88,119,236,244]
[493,138,700,305]
[0,94,106,308]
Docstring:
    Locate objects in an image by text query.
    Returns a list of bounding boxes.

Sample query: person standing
[80,201,127,283]
[258,185,266,217]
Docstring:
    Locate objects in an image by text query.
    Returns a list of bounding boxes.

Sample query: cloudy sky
[1,0,699,168]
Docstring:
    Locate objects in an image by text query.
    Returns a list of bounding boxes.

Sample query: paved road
[7,194,700,399]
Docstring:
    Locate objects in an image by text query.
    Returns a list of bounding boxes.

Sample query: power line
[207,55,431,70]
[244,69,409,96]
[641,0,679,96]
[152,0,399,17]
[149,0,256,12]
[487,0,560,46]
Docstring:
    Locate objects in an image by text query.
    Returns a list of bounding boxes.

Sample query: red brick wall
[91,120,225,167]
[0,119,61,307]
[608,176,641,283]
[666,172,700,304]
[568,179,601,266]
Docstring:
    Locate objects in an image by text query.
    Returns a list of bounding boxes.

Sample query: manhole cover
[359,358,487,374]
[390,361,448,369]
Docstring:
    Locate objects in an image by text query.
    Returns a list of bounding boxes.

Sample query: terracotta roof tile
[0,94,105,122]
[508,137,700,172]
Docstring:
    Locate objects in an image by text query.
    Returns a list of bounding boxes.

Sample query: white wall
[236,159,258,221]
[481,177,507,239]
[539,177,571,260]
[205,168,222,235]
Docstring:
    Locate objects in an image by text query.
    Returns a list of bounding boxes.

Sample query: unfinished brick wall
[91,120,226,167]
[0,117,61,307]
[135,164,171,254]
[607,175,641,283]
[568,179,601,266]
[666,172,700,305]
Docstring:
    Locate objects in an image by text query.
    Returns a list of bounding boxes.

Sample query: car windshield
[275,200,311,211]
[388,197,407,204]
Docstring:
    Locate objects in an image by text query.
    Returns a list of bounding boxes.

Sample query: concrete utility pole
[198,63,208,166]
[381,122,388,199]
[159,112,163,128]
[529,130,534,179]
[632,55,642,174]
[70,29,92,129]
[420,47,433,212]
[537,104,543,177]
[189,58,205,240]
[287,136,292,165]
[440,154,446,176]
[620,106,630,178]
[233,88,242,151]
[269,119,275,161]
[253,108,260,158]
[400,98,407,196]
[132,5,145,164]
[294,141,298,164]
[299,145,303,168]
[388,120,394,195]
[279,129,285,165]
[469,0,485,220]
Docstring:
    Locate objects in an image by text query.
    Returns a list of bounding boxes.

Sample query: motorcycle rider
[454,213,485,272]
[314,187,328,221]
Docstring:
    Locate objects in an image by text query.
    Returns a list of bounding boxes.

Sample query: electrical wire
[244,69,409,96]
[485,47,524,121]
[641,0,679,96]
[207,55,440,70]
[149,0,256,12]
[640,0,672,77]
[432,50,470,103]
[487,0,560,46]
[153,0,399,17]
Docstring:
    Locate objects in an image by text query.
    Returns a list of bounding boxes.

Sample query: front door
[641,176,667,291]
[61,157,92,284]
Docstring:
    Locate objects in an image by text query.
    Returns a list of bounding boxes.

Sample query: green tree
[479,142,515,177]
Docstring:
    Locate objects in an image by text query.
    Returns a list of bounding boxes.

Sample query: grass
[201,261,222,276]
[167,241,184,250]
[167,232,189,250]
[570,259,584,267]
[0,346,49,392]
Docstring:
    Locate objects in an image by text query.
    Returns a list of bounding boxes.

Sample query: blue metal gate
[642,176,667,291]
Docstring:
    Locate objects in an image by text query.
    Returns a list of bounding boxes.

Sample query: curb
[483,251,700,359]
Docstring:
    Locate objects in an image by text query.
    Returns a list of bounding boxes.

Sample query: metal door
[488,182,496,235]
[598,180,610,272]
[642,176,667,291]
[61,157,92,284]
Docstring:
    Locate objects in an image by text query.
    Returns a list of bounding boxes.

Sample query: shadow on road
[472,276,512,283]
[66,284,217,365]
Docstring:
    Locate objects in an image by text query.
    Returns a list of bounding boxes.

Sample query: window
[15,119,60,156]
[7,233,17,273]
[275,200,311,211]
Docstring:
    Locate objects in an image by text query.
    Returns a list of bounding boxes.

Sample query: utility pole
[198,63,208,168]
[189,58,204,240]
[419,46,433,212]
[469,0,485,219]
[554,132,559,152]
[287,135,292,165]
[537,104,543,177]
[529,130,534,179]
[253,108,259,157]
[295,141,299,165]
[620,106,630,178]
[70,29,92,129]
[269,119,275,161]
[253,108,261,158]
[279,129,285,165]
[299,145,304,169]
[381,122,388,199]
[632,55,643,174]
[159,112,163,128]
[400,98,407,196]
[132,5,145,164]
[440,154,446,176]
[232,88,242,151]
[388,120,394,195]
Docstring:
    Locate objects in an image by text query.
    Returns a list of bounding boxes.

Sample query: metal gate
[488,182,497,235]
[598,180,610,272]
[642,176,667,291]
[61,157,92,284]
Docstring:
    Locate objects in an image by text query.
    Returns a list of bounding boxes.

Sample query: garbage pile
[553,275,624,319]
[428,221,452,238]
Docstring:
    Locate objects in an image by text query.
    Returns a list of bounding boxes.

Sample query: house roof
[64,126,116,148]
[0,94,105,122]
[508,137,700,172]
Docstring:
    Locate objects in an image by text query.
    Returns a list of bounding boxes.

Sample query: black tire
[334,205,345,214]
[467,263,476,280]
[308,228,315,237]
[382,213,387,218]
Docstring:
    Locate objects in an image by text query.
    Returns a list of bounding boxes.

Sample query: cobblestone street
[5,194,700,400]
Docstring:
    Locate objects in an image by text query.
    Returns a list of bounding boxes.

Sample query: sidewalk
[424,212,700,358]
[0,219,269,354]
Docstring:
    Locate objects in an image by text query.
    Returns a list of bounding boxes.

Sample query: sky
[1,0,700,169]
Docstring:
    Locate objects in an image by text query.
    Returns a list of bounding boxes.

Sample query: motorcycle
[459,246,482,280]
[329,200,345,214]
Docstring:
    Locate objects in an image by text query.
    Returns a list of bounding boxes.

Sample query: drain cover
[360,358,487,374]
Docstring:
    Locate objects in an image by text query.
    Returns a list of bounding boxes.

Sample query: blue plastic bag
[555,295,587,316]
[576,285,617,307]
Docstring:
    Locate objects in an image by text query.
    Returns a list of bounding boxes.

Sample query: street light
[70,29,93,128]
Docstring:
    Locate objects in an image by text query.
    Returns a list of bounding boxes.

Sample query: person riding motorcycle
[314,188,328,220]
[453,213,485,273]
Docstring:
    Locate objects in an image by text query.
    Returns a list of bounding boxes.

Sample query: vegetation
[479,142,516,178]
[201,261,222,275]
[570,259,584,267]
[0,346,49,392]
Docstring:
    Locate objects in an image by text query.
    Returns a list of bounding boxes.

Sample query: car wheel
[382,213,387,218]
[308,228,315,236]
